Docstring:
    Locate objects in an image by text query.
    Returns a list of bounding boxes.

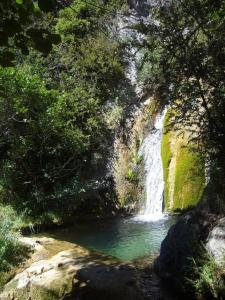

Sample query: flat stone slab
[0,237,142,300]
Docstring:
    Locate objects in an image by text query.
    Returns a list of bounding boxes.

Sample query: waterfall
[135,109,167,222]
[112,4,167,222]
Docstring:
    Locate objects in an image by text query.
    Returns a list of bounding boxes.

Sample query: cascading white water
[112,4,167,222]
[135,109,167,222]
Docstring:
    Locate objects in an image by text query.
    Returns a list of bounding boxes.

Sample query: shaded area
[65,260,178,300]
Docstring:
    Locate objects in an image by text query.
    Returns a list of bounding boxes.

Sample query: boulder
[1,249,80,300]
[155,210,217,288]
[206,217,225,263]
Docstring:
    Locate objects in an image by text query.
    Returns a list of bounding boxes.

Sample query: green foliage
[53,1,125,100]
[0,66,107,217]
[140,0,225,184]
[0,0,127,219]
[131,152,142,165]
[0,206,28,288]
[104,101,124,129]
[0,0,61,66]
[126,168,138,182]
[56,0,101,40]
[190,254,225,299]
[126,146,142,183]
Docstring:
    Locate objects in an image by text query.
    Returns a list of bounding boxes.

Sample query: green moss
[173,146,205,210]
[161,112,172,209]
[161,111,205,211]
[126,168,138,182]
[131,152,142,165]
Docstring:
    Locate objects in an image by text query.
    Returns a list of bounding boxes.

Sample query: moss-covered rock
[161,111,205,211]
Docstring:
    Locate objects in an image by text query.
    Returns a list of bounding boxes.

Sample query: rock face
[155,210,217,289]
[206,217,225,263]
[161,111,205,211]
[113,98,158,209]
[128,0,150,16]
[0,237,143,300]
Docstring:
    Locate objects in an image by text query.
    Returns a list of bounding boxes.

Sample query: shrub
[189,254,225,299]
[0,206,29,288]
[126,168,138,182]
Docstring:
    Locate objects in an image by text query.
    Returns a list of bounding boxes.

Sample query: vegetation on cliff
[190,253,225,299]
[0,0,127,222]
[0,0,128,284]
[138,1,225,297]
[113,98,160,208]
[161,110,205,211]
[139,0,225,203]
[0,0,225,296]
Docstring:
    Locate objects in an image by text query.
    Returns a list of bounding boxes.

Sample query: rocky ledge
[0,234,178,300]
[0,237,143,300]
[0,234,177,300]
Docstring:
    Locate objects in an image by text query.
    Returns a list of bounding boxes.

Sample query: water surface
[47,216,175,261]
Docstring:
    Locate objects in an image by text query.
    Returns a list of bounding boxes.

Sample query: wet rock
[206,217,225,263]
[128,0,150,16]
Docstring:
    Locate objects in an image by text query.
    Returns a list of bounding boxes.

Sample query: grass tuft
[0,206,29,288]
[189,254,225,299]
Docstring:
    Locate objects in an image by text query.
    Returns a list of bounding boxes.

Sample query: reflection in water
[47,216,175,261]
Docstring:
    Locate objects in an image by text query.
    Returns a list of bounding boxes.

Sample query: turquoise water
[49,216,175,261]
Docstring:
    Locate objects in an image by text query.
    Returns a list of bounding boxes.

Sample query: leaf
[3,19,21,37]
[18,43,29,55]
[26,28,45,39]
[38,0,56,12]
[16,0,23,4]
[0,51,15,67]
[48,33,61,45]
[0,31,8,47]
[33,38,52,54]
[14,34,29,55]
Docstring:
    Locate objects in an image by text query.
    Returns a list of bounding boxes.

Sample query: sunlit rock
[206,217,225,263]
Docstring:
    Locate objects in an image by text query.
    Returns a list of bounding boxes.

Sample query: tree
[0,0,61,66]
[139,0,225,176]
[0,0,127,218]
[0,67,107,217]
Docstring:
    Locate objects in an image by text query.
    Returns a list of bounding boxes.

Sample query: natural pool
[47,215,175,261]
